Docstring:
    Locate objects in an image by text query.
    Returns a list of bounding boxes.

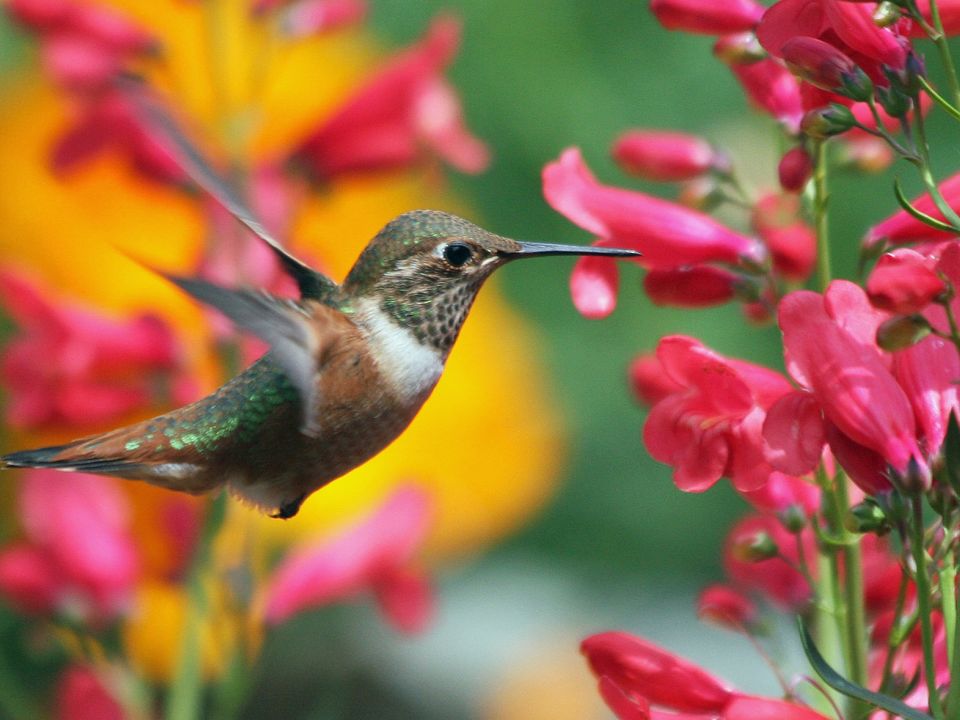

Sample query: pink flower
[724,514,815,609]
[764,281,930,489]
[697,584,757,630]
[611,130,721,182]
[642,336,793,492]
[628,353,683,407]
[581,631,829,719]
[781,36,871,98]
[728,58,805,132]
[866,249,945,314]
[0,269,196,430]
[290,15,488,179]
[0,470,139,620]
[650,0,765,35]
[751,193,817,281]
[643,265,739,308]
[569,251,621,319]
[778,146,812,192]
[263,485,434,634]
[56,666,125,720]
[864,171,960,247]
[758,0,909,81]
[738,471,821,516]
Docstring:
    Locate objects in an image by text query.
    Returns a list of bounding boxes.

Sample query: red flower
[55,666,125,720]
[728,58,805,132]
[738,471,820,516]
[643,265,740,308]
[290,15,489,179]
[724,514,815,609]
[650,0,765,35]
[866,249,945,314]
[697,584,757,630]
[581,631,829,719]
[628,353,683,407]
[612,129,722,182]
[778,146,812,192]
[642,336,792,492]
[263,485,434,634]
[0,470,139,620]
[780,36,871,99]
[0,269,196,430]
[751,193,816,281]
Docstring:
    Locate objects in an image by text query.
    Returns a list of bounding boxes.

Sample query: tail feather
[2,444,147,477]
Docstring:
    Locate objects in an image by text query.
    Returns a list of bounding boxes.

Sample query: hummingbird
[1,85,639,519]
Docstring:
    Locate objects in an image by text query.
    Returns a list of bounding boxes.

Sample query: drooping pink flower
[0,269,196,430]
[696,584,757,630]
[569,251,621,319]
[544,148,763,268]
[581,631,829,720]
[758,0,909,81]
[611,130,721,182]
[55,666,125,720]
[864,171,960,247]
[0,470,139,620]
[724,514,815,609]
[643,265,739,308]
[866,249,945,314]
[290,15,488,180]
[728,58,805,132]
[263,485,434,634]
[642,336,792,493]
[650,0,765,35]
[751,193,816,281]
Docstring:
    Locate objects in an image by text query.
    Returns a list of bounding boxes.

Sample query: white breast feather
[356,299,444,400]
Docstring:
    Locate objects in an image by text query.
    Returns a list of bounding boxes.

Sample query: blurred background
[0,1,946,718]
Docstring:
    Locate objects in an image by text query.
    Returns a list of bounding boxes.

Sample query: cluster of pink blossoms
[544,0,960,718]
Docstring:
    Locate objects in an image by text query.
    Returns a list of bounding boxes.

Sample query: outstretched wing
[165,274,344,437]
[119,76,337,302]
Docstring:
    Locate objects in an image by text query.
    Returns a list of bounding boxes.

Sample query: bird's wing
[165,274,344,437]
[119,76,338,302]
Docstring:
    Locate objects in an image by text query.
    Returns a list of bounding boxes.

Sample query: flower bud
[697,584,757,630]
[777,146,812,193]
[872,1,903,28]
[782,37,874,101]
[611,130,721,182]
[845,499,890,534]
[875,315,932,351]
[730,530,778,562]
[801,104,857,139]
[713,32,766,65]
[876,85,911,119]
[779,504,808,534]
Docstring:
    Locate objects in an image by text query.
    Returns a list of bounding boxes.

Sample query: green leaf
[798,620,934,720]
[893,178,960,234]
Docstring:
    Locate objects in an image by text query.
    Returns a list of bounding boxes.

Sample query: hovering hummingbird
[1,86,639,519]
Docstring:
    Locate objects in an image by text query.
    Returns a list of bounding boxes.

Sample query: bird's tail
[2,442,149,477]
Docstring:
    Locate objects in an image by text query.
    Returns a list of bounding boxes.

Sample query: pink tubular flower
[696,584,757,630]
[263,485,434,634]
[56,666,124,720]
[724,514,815,609]
[764,281,929,488]
[0,470,139,620]
[729,58,805,132]
[781,36,871,97]
[864,171,960,247]
[751,193,816,281]
[290,15,489,179]
[628,353,683,407]
[650,0,765,35]
[866,249,945,314]
[0,269,196,430]
[582,631,829,720]
[642,336,793,493]
[612,130,721,182]
[778,146,812,192]
[758,0,908,80]
[643,265,739,308]
[544,148,763,269]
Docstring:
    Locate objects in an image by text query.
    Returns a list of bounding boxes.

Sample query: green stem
[812,141,831,293]
[835,479,869,702]
[940,530,957,670]
[879,573,910,695]
[165,492,229,720]
[927,0,960,109]
[910,495,946,719]
[946,539,960,716]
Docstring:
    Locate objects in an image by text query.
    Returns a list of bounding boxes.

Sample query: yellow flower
[0,1,563,563]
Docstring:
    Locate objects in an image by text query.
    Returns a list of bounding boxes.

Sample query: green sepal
[798,620,934,720]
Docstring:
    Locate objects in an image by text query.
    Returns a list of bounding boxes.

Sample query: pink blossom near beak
[262,485,434,634]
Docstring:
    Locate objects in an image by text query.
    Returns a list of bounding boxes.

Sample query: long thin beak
[506,241,641,259]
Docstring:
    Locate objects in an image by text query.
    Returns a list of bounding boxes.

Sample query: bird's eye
[443,242,473,267]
